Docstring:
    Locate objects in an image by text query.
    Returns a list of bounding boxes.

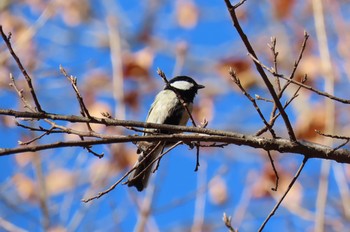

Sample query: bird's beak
[197,84,205,89]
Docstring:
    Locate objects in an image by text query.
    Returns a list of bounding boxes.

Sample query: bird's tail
[127,143,164,191]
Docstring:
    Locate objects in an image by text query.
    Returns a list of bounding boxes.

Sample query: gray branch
[1,109,349,163]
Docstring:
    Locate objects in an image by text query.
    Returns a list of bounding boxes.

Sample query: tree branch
[0,124,350,164]
[0,26,45,113]
[259,157,308,231]
[224,0,297,141]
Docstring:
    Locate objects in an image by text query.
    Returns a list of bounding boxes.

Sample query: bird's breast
[146,90,193,127]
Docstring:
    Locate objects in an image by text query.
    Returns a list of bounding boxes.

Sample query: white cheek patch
[170,81,194,90]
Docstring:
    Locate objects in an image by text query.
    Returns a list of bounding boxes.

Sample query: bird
[126,75,205,191]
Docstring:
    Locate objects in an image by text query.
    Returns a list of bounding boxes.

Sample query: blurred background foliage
[1,0,350,231]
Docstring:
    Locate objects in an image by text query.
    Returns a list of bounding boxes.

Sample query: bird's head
[165,76,205,102]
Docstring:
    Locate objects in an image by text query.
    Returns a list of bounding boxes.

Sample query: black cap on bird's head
[165,76,205,102]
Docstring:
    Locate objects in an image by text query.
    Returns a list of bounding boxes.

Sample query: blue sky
[1,0,350,231]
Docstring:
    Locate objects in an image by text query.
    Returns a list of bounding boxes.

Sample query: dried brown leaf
[12,173,37,202]
[110,144,136,171]
[123,48,154,80]
[208,176,228,205]
[193,97,213,124]
[295,105,327,143]
[251,162,303,208]
[53,0,91,26]
[48,226,67,232]
[14,152,36,167]
[45,169,76,196]
[124,90,139,111]
[217,58,258,90]
[270,0,295,20]
[89,159,114,187]
[176,2,199,29]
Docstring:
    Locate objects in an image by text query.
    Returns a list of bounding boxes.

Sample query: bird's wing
[145,90,179,125]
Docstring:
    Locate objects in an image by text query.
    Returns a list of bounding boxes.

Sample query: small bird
[127,75,205,191]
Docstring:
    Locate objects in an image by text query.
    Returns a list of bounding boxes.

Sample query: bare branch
[267,150,279,191]
[223,212,237,232]
[9,74,35,112]
[82,165,137,203]
[194,144,200,172]
[259,157,308,231]
[268,37,281,92]
[255,94,273,103]
[224,0,297,141]
[255,75,307,136]
[59,65,92,119]
[1,128,350,164]
[248,48,350,105]
[2,108,350,163]
[0,26,45,113]
[229,68,276,138]
[18,127,54,145]
[277,74,350,104]
[316,130,350,140]
[82,141,182,202]
[288,31,309,80]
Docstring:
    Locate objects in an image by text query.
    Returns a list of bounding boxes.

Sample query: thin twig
[224,0,297,142]
[18,127,54,145]
[128,141,163,180]
[259,157,308,231]
[315,130,350,140]
[267,150,279,191]
[288,31,309,80]
[194,145,200,172]
[0,26,45,113]
[60,69,101,156]
[268,37,281,92]
[262,33,309,135]
[11,71,98,151]
[315,130,350,152]
[193,120,210,171]
[229,68,276,138]
[82,141,182,202]
[331,139,350,153]
[60,65,93,133]
[15,122,70,135]
[255,75,307,136]
[85,146,104,158]
[277,74,350,103]
[223,213,237,232]
[59,65,91,118]
[271,32,309,104]
[79,136,104,158]
[249,52,350,104]
[255,95,273,103]
[82,165,137,203]
[9,73,35,112]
